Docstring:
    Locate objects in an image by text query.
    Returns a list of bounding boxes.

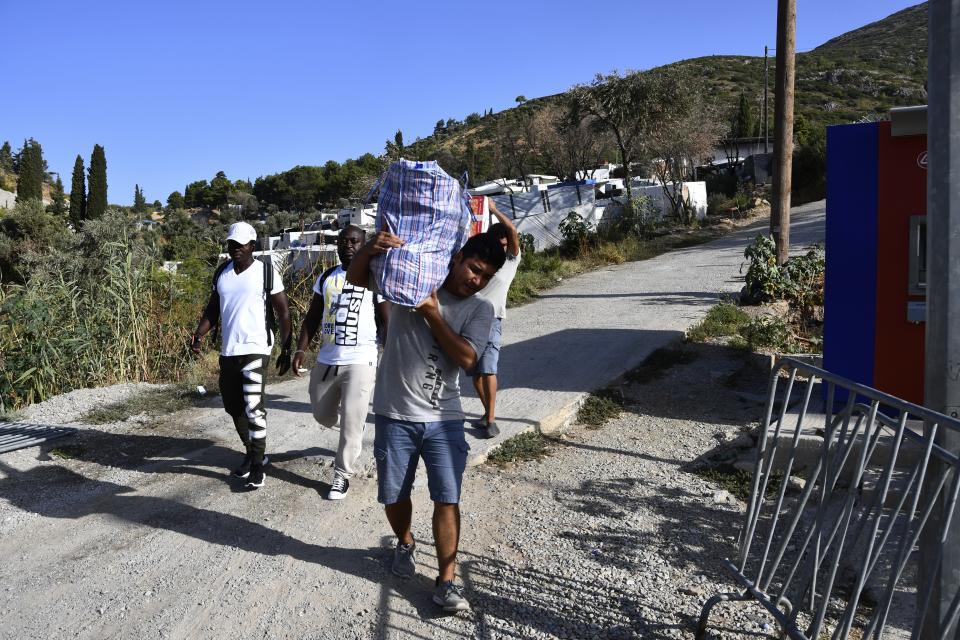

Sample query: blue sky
[2,0,922,205]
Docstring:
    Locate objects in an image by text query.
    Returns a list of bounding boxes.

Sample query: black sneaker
[245,464,265,489]
[478,420,500,439]
[232,451,253,478]
[233,454,269,479]
[327,471,349,500]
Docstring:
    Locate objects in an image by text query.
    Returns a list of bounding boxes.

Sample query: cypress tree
[49,176,66,216]
[69,155,86,227]
[733,92,755,140]
[0,141,12,173]
[87,144,107,218]
[133,184,146,213]
[15,139,44,203]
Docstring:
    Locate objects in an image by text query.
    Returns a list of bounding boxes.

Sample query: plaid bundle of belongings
[371,159,472,307]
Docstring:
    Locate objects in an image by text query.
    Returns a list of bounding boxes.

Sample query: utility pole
[921,0,960,637]
[764,46,770,155]
[770,0,796,266]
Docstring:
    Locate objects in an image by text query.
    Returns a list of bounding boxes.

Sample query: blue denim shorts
[373,415,470,505]
[468,317,502,377]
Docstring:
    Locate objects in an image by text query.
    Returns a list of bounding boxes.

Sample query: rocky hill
[431,2,927,156]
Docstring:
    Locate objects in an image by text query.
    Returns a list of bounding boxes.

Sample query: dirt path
[0,205,827,639]
[0,340,780,640]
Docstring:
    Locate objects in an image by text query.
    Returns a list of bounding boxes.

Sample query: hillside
[134,3,927,212]
[432,2,927,158]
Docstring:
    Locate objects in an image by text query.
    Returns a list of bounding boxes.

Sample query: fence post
[921,1,960,637]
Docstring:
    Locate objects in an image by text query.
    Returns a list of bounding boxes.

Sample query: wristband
[293,350,305,356]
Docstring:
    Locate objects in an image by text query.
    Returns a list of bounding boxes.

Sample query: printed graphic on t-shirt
[422,343,444,408]
[322,283,365,346]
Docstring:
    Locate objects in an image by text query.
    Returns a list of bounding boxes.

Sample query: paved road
[252,200,826,471]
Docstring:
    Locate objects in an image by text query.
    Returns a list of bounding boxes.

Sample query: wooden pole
[770,0,796,265]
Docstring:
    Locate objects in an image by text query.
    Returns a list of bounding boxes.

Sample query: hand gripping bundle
[371,159,472,306]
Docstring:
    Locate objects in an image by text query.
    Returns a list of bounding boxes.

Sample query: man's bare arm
[488,199,520,257]
[292,292,325,376]
[191,292,220,353]
[346,231,404,287]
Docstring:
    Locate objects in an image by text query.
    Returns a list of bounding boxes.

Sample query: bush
[707,193,728,217]
[742,235,824,307]
[518,232,536,257]
[486,431,553,466]
[610,195,659,238]
[739,316,795,352]
[705,170,738,198]
[687,303,751,342]
[792,127,827,205]
[0,209,322,412]
[558,211,594,257]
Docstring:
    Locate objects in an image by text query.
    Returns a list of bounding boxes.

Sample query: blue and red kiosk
[824,107,928,405]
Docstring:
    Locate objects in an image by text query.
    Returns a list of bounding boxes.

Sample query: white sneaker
[327,471,349,500]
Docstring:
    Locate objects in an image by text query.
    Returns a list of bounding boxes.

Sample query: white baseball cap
[226,221,257,245]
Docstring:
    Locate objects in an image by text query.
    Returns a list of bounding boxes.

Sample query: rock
[786,475,806,493]
[757,300,791,319]
[712,490,734,504]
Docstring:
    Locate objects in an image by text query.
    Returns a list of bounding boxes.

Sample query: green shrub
[707,193,729,217]
[558,211,594,257]
[687,303,751,342]
[739,316,795,352]
[742,235,824,307]
[0,210,321,412]
[486,431,553,466]
[577,390,622,428]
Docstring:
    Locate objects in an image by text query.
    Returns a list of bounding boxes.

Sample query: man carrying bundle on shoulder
[347,228,505,612]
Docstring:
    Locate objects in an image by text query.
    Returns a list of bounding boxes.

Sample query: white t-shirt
[314,265,381,365]
[217,260,284,356]
[477,248,521,319]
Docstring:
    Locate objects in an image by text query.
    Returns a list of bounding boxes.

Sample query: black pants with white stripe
[219,354,269,464]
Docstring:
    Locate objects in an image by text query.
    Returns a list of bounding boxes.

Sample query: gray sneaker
[433,579,470,612]
[478,420,500,439]
[391,542,416,578]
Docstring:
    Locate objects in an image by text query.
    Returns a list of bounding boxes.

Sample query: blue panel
[823,122,878,390]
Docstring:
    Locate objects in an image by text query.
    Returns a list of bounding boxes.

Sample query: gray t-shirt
[373,289,494,422]
[477,249,521,319]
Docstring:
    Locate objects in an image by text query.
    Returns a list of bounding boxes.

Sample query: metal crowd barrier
[697,357,960,639]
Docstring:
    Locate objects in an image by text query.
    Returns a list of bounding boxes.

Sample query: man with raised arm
[346,230,505,612]
[469,199,522,438]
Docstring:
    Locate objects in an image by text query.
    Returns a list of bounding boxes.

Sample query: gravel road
[0,347,782,640]
[0,206,827,639]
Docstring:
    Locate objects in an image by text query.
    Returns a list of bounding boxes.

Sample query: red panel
[874,121,926,403]
[469,195,487,236]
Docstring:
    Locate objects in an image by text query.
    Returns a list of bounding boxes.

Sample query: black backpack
[209,255,277,346]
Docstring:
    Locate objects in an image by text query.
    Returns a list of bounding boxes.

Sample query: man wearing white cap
[191,221,292,489]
